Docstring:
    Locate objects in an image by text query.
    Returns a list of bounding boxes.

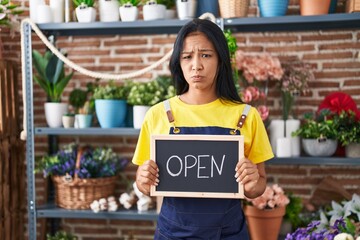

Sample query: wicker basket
[52,149,118,209]
[218,0,250,18]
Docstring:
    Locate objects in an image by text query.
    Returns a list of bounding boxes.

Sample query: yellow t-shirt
[132,96,274,165]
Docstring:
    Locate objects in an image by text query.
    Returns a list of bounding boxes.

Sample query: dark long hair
[169,19,241,102]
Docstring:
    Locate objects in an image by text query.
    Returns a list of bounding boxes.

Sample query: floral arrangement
[0,0,23,29]
[127,75,175,106]
[246,184,290,210]
[280,60,314,120]
[235,50,283,122]
[93,80,130,100]
[36,143,128,179]
[334,110,360,146]
[47,231,77,240]
[286,194,360,240]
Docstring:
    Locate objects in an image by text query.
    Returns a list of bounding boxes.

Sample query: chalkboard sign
[150,135,244,198]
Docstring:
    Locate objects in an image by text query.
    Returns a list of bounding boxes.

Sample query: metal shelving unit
[24,13,360,239]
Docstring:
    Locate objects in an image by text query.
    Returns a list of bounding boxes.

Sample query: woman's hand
[135,160,159,196]
[235,158,266,199]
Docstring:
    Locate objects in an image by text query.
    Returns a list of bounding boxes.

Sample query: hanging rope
[20,13,216,140]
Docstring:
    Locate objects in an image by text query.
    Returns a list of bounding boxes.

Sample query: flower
[235,51,283,123]
[36,143,129,179]
[279,60,314,120]
[0,1,23,33]
[286,194,360,240]
[246,184,290,210]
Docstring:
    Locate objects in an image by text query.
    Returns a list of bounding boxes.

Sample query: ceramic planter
[302,139,338,157]
[300,0,331,16]
[143,2,166,21]
[62,115,75,128]
[95,99,127,128]
[165,9,176,19]
[44,102,68,128]
[75,114,92,128]
[75,6,96,22]
[119,5,139,21]
[345,143,360,158]
[133,105,150,129]
[258,0,289,17]
[99,0,120,22]
[176,0,197,20]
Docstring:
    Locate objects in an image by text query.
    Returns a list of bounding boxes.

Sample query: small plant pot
[119,5,139,21]
[143,2,166,21]
[75,114,92,128]
[300,0,331,16]
[95,99,127,128]
[302,139,338,157]
[133,105,150,129]
[345,143,360,158]
[75,6,96,22]
[44,102,68,128]
[62,115,75,128]
[176,0,197,20]
[258,0,289,17]
[99,0,120,22]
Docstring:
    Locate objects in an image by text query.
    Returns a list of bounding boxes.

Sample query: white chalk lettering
[165,154,226,178]
[197,155,210,178]
[211,155,225,177]
[166,155,182,177]
[184,155,197,177]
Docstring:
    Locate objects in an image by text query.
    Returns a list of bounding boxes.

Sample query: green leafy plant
[32,50,73,103]
[285,193,304,230]
[93,80,130,100]
[73,0,95,8]
[0,0,23,27]
[292,109,338,139]
[127,76,175,106]
[69,81,98,114]
[118,0,142,6]
[156,0,175,9]
[333,110,360,146]
[47,231,77,240]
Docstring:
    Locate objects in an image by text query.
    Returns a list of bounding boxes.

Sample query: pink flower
[241,89,253,103]
[257,105,269,121]
[246,184,290,210]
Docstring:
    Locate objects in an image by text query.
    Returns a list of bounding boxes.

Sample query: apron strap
[164,100,180,134]
[237,104,251,128]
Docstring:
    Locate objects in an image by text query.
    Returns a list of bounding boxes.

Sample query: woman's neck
[179,91,218,105]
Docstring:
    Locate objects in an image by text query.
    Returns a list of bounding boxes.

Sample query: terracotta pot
[244,205,286,240]
[300,0,331,16]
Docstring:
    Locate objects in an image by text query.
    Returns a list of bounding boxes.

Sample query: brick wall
[3,0,360,239]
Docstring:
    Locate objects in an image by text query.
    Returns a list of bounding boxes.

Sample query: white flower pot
[269,119,285,155]
[62,115,75,128]
[44,102,68,128]
[143,3,166,21]
[302,139,338,157]
[75,114,93,128]
[286,119,301,157]
[176,0,197,20]
[50,0,64,22]
[36,4,53,23]
[119,5,138,21]
[165,9,176,19]
[75,6,96,22]
[99,0,120,22]
[133,105,150,129]
[345,143,360,158]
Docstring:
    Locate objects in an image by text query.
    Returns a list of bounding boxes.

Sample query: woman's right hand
[135,160,159,196]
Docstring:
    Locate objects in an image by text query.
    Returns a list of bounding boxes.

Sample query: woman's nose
[191,56,203,71]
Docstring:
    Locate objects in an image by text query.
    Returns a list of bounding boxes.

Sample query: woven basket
[218,0,250,18]
[52,149,117,210]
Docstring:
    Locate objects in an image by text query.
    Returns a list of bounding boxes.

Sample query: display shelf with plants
[22,12,360,240]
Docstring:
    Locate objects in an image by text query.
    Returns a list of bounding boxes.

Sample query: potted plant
[244,184,290,240]
[32,49,73,128]
[118,0,141,21]
[156,0,176,19]
[142,0,166,21]
[99,0,120,22]
[334,110,360,158]
[93,81,130,128]
[127,76,175,129]
[73,0,96,22]
[292,109,338,157]
[47,231,77,240]
[35,143,129,209]
[176,0,196,20]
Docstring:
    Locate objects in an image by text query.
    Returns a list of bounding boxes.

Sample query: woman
[133,19,274,239]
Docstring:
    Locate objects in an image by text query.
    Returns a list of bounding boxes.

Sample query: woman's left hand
[235,158,265,196]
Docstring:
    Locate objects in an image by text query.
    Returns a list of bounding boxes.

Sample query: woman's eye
[182,55,191,59]
[202,54,211,58]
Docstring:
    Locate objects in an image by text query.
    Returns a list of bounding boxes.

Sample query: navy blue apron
[154,100,251,240]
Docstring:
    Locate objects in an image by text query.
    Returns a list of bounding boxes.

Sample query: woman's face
[180,32,219,93]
